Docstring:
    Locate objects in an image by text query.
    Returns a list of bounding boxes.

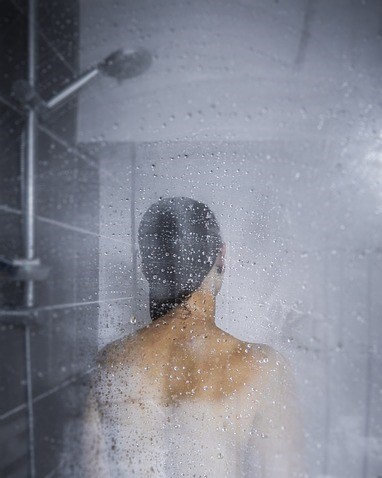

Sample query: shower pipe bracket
[0,256,50,281]
[13,70,102,122]
[12,79,58,121]
[0,309,40,328]
[13,79,42,108]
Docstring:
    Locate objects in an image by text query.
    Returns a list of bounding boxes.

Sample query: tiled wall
[0,1,99,477]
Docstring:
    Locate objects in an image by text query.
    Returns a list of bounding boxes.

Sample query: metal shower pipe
[23,2,38,477]
[24,0,37,309]
[45,68,99,109]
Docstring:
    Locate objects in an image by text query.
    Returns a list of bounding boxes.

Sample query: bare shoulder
[97,333,138,372]
[96,326,158,373]
[94,332,151,399]
[250,343,289,368]
[239,342,292,389]
[249,346,298,413]
[232,339,287,367]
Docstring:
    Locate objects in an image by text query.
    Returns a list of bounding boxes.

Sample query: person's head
[138,197,224,320]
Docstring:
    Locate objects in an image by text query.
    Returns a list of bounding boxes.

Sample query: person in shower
[83,197,304,477]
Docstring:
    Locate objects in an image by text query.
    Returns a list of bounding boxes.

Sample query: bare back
[85,308,303,477]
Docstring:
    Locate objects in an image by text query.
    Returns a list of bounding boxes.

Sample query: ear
[215,243,226,271]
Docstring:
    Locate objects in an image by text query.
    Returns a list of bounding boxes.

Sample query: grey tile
[0,3,27,228]
[36,143,77,224]
[34,221,99,307]
[98,297,136,347]
[0,407,29,478]
[36,140,100,235]
[0,1,27,98]
[0,211,24,307]
[34,222,76,307]
[74,159,100,233]
[0,325,26,416]
[99,241,132,301]
[34,378,88,478]
[0,128,22,210]
[37,0,79,94]
[72,231,99,304]
[0,208,22,257]
[30,304,98,398]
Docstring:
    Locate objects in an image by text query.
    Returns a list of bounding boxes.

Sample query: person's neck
[164,287,218,332]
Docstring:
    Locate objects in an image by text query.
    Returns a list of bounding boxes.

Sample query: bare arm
[249,348,305,477]
[81,380,109,477]
[82,357,168,477]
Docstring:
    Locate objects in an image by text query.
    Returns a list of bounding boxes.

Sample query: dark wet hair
[138,197,223,320]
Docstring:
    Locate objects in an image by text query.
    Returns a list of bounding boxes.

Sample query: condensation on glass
[1,0,381,477]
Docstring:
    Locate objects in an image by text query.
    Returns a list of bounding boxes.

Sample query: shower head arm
[45,66,100,110]
[44,48,128,111]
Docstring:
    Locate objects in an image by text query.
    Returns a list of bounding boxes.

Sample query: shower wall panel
[1,1,99,478]
[81,142,138,347]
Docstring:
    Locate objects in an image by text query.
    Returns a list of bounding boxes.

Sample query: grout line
[33,367,95,404]
[294,0,317,67]
[38,125,127,187]
[0,94,25,116]
[362,254,373,478]
[0,310,31,318]
[0,204,21,215]
[36,296,133,312]
[0,402,27,421]
[25,325,36,478]
[44,459,65,478]
[0,367,96,422]
[130,144,138,318]
[36,215,131,245]
[322,248,332,476]
[0,297,133,316]
[0,205,131,245]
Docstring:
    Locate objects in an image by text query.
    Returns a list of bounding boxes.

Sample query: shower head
[44,47,152,111]
[98,48,152,81]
